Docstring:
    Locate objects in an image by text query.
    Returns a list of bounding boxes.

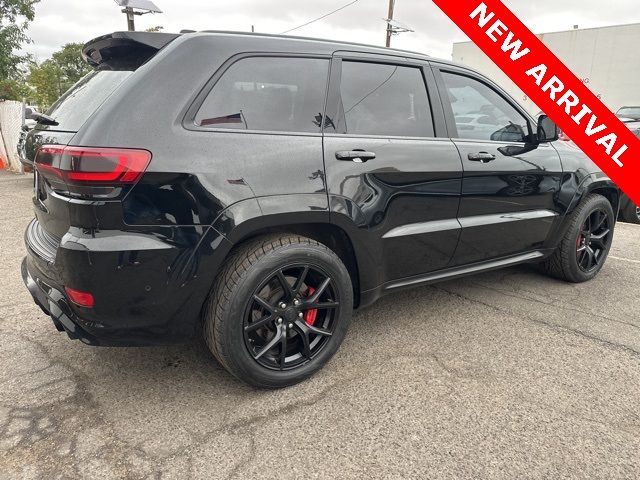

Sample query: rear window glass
[46,70,133,131]
[195,57,329,133]
[336,61,434,137]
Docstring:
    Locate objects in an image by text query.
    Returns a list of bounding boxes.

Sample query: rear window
[45,70,133,131]
[195,57,330,133]
[336,61,434,137]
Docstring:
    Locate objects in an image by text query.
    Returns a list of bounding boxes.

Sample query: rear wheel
[540,194,615,283]
[203,234,353,388]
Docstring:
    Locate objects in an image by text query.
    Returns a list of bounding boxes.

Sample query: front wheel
[203,234,353,388]
[540,194,615,283]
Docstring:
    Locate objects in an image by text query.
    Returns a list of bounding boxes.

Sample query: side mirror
[537,115,559,143]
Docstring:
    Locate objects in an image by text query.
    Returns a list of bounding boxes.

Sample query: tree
[26,59,59,108]
[27,43,92,109]
[0,0,40,100]
[50,42,92,86]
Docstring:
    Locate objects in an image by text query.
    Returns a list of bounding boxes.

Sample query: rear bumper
[21,256,102,345]
[22,218,232,346]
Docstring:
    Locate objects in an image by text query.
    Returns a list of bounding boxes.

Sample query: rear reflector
[35,145,151,184]
[65,287,95,308]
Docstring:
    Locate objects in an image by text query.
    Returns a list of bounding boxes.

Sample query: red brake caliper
[577,223,586,249]
[304,287,318,326]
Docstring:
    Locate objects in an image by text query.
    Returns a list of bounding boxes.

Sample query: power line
[280,0,360,35]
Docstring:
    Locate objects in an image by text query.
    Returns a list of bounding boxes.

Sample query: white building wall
[452,23,640,115]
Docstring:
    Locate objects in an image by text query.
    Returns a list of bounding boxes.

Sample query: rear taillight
[35,145,151,187]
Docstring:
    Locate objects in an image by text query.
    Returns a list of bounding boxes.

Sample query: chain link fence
[0,100,25,173]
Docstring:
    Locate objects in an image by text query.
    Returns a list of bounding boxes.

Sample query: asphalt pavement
[0,169,638,479]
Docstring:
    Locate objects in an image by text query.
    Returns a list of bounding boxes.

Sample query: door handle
[468,152,496,163]
[335,150,376,163]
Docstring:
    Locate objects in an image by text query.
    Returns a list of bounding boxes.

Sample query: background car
[616,106,640,121]
[23,105,40,130]
[618,121,640,223]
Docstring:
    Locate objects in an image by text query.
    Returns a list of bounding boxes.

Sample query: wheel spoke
[244,313,274,332]
[578,250,588,269]
[254,324,284,360]
[253,295,275,313]
[275,270,294,301]
[295,319,332,337]
[307,324,332,337]
[306,301,339,310]
[586,246,596,269]
[590,229,610,248]
[279,328,288,370]
[308,277,331,303]
[593,211,607,231]
[294,323,312,359]
[292,266,309,297]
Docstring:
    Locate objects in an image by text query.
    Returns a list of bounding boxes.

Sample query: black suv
[22,31,619,388]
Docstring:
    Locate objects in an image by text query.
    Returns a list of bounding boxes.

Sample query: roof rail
[190,29,430,59]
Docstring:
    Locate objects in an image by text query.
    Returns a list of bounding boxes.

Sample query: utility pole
[114,1,163,32]
[124,6,136,31]
[385,0,395,47]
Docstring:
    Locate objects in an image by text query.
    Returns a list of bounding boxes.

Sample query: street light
[113,0,162,31]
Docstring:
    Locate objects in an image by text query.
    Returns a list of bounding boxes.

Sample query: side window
[195,57,329,133]
[441,72,529,143]
[336,61,434,137]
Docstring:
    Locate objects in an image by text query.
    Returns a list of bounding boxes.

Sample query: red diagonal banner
[433,0,640,206]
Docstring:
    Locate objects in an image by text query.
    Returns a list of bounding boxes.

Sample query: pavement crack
[433,285,640,359]
[467,280,640,330]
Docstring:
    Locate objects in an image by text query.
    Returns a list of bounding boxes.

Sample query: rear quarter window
[194,57,330,134]
[46,70,133,131]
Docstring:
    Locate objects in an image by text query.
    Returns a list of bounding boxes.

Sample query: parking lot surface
[0,169,639,479]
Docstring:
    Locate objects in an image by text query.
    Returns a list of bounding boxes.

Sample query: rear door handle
[335,150,376,163]
[468,152,496,163]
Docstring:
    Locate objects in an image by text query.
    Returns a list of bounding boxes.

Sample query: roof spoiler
[82,31,180,68]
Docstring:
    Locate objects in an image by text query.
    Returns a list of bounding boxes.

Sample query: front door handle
[335,150,376,163]
[468,152,496,163]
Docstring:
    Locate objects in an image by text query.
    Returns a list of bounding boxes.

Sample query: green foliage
[1,3,91,107]
[0,77,30,99]
[27,43,92,109]
[0,0,40,87]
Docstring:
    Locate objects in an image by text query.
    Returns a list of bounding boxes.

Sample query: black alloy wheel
[539,194,615,283]
[243,264,340,371]
[575,209,613,273]
[203,234,353,388]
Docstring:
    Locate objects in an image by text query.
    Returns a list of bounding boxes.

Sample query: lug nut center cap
[283,308,298,322]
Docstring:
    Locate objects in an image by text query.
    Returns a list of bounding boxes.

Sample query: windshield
[45,70,133,131]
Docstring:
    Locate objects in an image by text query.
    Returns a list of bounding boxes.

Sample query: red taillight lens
[64,287,95,308]
[35,145,151,184]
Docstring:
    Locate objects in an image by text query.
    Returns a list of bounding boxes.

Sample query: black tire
[203,234,353,388]
[540,194,615,283]
[621,200,640,224]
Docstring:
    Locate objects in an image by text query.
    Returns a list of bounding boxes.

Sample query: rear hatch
[26,32,179,242]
